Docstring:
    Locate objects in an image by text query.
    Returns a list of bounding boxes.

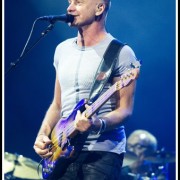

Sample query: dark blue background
[4,0,176,179]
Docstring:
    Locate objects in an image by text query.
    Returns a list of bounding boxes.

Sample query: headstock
[115,61,141,90]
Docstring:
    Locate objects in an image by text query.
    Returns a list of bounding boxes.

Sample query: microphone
[37,14,74,24]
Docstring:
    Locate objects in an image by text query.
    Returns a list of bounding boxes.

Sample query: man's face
[127,136,148,158]
[67,0,103,27]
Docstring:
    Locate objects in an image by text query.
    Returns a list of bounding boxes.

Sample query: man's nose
[67,3,76,13]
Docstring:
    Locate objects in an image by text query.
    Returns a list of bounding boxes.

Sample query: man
[33,0,140,179]
[120,129,159,179]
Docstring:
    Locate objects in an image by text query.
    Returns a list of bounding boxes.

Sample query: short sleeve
[113,45,140,77]
[53,44,62,71]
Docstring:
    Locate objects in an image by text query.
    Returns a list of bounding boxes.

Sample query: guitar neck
[85,82,120,118]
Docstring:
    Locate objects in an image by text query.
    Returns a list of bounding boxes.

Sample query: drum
[4,152,43,180]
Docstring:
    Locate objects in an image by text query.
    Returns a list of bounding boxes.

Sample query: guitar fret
[86,83,117,118]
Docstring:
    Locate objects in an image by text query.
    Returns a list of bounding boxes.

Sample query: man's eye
[76,0,83,4]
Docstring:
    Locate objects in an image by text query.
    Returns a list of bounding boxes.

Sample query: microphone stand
[5,21,55,77]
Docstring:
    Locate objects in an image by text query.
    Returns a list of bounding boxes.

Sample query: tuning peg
[131,60,142,68]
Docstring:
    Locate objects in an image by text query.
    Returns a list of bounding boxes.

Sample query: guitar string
[48,121,74,151]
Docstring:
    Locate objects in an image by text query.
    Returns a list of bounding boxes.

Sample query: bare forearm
[101,107,133,131]
[100,79,136,131]
[37,103,61,137]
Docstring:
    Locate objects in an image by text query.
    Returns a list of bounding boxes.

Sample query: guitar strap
[88,39,125,104]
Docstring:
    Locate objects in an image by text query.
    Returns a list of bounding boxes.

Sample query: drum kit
[4,152,43,180]
[122,148,175,180]
[4,148,175,180]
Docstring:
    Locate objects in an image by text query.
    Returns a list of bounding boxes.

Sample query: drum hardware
[144,148,175,179]
[144,148,175,164]
[122,148,175,180]
[4,152,42,179]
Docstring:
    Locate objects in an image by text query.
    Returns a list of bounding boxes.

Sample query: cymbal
[4,152,43,179]
[4,152,16,173]
[4,152,17,161]
[122,152,138,167]
[145,150,175,164]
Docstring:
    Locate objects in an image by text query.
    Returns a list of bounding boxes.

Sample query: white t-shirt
[53,33,139,154]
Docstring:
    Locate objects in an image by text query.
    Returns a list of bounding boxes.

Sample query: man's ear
[95,3,105,16]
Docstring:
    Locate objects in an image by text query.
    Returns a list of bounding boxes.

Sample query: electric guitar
[41,67,140,179]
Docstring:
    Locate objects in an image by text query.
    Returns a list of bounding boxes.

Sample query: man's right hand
[33,134,53,158]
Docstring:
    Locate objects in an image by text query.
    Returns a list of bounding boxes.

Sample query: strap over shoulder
[88,39,125,103]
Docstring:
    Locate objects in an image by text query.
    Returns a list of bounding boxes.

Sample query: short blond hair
[128,129,158,154]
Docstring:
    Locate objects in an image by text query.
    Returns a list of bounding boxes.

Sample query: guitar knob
[43,168,50,173]
[48,164,54,168]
